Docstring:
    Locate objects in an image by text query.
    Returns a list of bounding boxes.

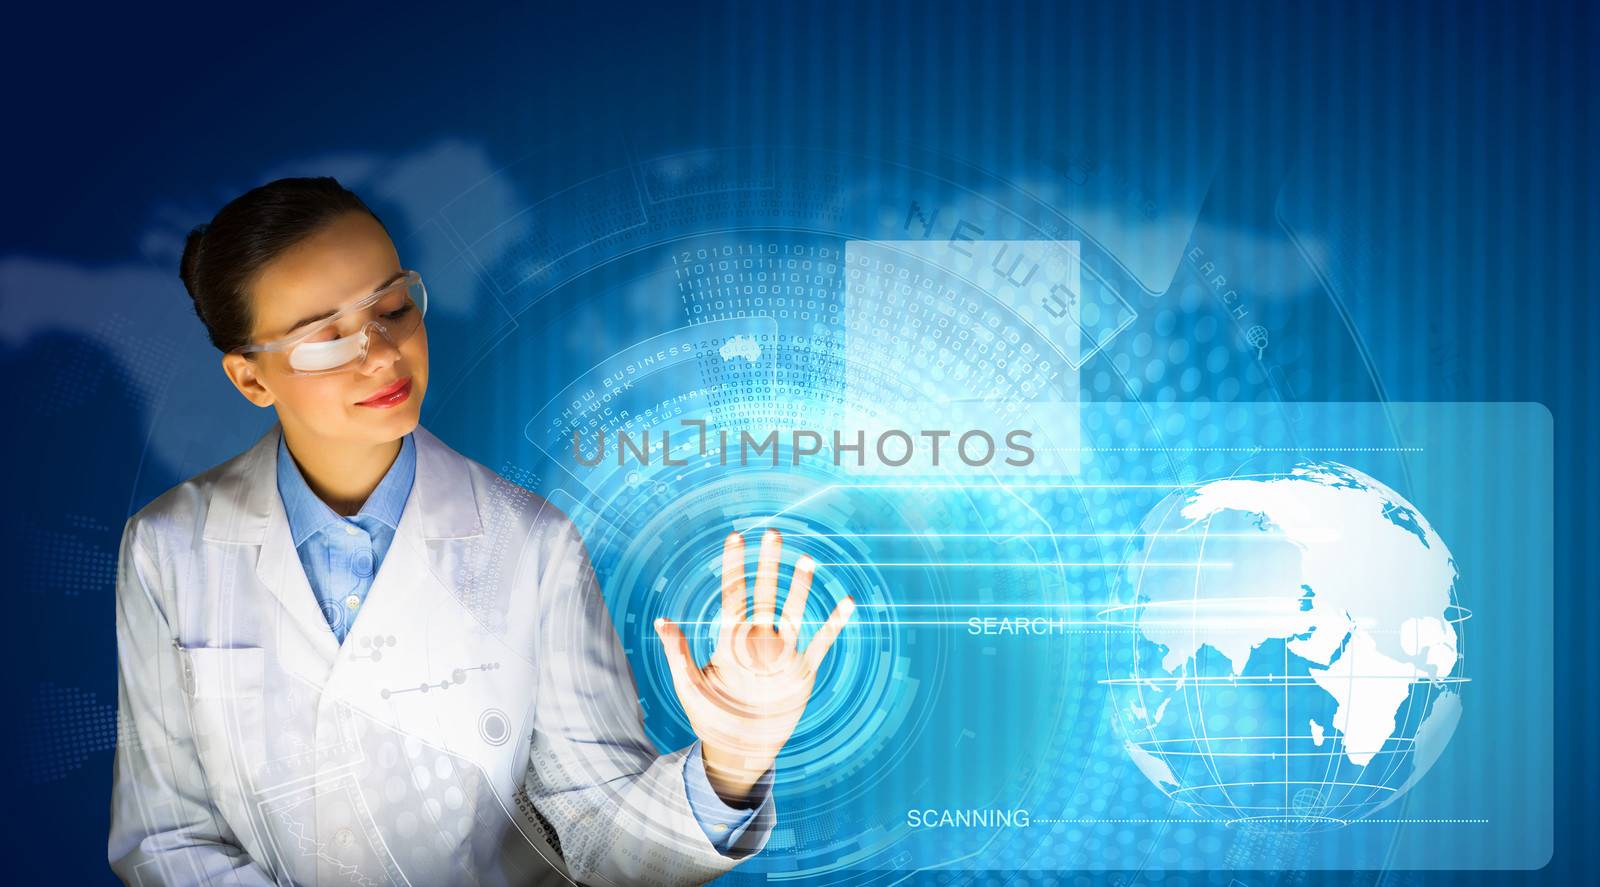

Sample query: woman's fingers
[655,616,709,701]
[778,554,815,647]
[720,531,747,649]
[803,596,856,673]
[714,526,837,670]
[751,528,782,628]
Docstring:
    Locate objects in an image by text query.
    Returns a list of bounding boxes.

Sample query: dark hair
[178,176,388,353]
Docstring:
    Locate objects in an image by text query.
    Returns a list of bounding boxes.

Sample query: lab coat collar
[203,420,482,545]
[200,419,485,669]
[276,430,416,546]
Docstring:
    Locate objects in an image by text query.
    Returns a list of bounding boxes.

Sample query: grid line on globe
[1102,462,1467,831]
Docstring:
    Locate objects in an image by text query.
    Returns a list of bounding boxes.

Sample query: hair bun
[179,177,379,353]
[178,223,211,299]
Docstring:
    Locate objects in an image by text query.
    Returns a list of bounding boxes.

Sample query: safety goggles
[234,270,428,376]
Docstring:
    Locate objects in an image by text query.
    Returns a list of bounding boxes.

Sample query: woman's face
[221,211,429,448]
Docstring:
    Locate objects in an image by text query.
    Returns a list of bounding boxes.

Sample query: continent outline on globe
[1104,461,1467,827]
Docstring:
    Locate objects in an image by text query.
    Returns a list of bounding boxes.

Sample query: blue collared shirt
[274,427,766,852]
[682,739,773,856]
[276,430,415,644]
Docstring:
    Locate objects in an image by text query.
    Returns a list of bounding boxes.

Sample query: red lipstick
[357,377,412,408]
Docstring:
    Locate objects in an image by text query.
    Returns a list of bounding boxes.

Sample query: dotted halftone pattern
[25,514,117,596]
[27,682,117,784]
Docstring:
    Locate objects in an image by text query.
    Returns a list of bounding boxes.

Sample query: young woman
[109,177,854,886]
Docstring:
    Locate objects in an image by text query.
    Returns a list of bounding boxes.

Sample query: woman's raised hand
[653,527,855,803]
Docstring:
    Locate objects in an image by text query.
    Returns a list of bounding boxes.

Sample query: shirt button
[345,594,362,610]
[344,524,359,536]
[334,827,355,846]
[712,823,728,832]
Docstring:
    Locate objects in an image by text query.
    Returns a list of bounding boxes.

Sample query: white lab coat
[109,421,772,886]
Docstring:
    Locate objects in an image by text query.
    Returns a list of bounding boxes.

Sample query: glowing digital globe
[1104,462,1466,829]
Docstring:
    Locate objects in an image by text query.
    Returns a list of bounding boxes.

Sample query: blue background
[3,1,1594,883]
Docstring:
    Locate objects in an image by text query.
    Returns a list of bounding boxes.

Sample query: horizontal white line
[858,602,1114,608]
[1140,750,1410,758]
[1103,676,1469,684]
[669,620,1320,628]
[767,481,1201,521]
[840,483,1201,488]
[1027,817,1484,824]
[1135,736,1416,744]
[805,532,1294,538]
[1171,781,1398,793]
[816,562,1233,568]
[1033,447,1426,453]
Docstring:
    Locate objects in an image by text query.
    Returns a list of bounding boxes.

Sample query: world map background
[2,2,1591,884]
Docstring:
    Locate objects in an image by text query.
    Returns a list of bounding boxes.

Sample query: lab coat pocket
[176,644,268,804]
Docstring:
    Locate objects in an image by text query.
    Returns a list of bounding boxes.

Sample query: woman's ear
[221,353,276,407]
